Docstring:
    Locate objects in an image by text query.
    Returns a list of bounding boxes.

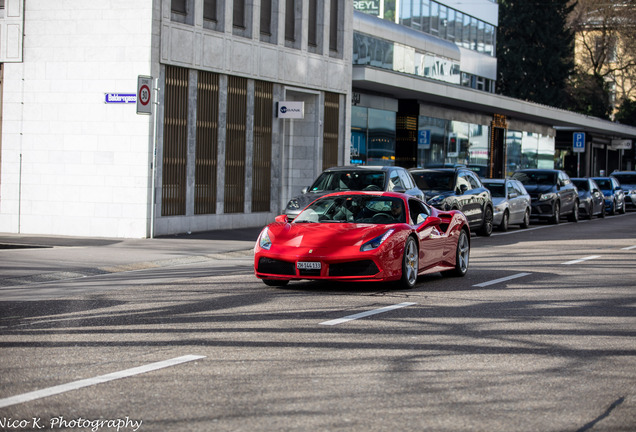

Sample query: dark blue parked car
[592,176,626,215]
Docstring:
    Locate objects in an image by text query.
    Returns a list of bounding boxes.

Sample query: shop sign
[611,139,632,150]
[277,101,304,119]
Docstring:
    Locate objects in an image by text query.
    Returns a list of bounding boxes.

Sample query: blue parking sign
[573,132,585,153]
[418,130,431,149]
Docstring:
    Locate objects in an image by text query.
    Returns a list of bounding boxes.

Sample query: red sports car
[254,191,470,288]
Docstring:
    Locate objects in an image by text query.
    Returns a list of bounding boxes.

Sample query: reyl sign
[277,101,304,119]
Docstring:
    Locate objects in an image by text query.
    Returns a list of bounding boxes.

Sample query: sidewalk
[0,227,263,287]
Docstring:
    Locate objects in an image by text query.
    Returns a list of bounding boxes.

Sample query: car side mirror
[301,187,309,194]
[509,192,518,199]
[458,184,468,194]
[416,215,441,232]
[275,214,289,224]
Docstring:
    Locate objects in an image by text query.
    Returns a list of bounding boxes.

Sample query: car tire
[444,229,470,277]
[586,203,593,220]
[550,201,560,224]
[399,236,419,289]
[520,208,530,229]
[568,201,579,222]
[478,206,493,237]
[599,205,606,218]
[499,210,509,232]
[620,200,627,214]
[262,279,290,287]
[610,199,616,215]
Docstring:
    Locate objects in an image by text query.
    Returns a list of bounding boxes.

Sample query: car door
[505,180,521,223]
[558,171,575,213]
[409,199,444,269]
[455,171,478,226]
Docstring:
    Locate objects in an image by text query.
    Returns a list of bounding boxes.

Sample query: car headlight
[539,193,556,201]
[286,199,300,210]
[258,227,273,250]
[360,229,395,252]
[495,204,505,212]
[629,189,636,195]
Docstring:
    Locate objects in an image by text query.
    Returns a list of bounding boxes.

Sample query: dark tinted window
[613,174,636,184]
[483,182,504,197]
[512,171,557,186]
[412,171,454,191]
[309,171,385,192]
[572,180,589,191]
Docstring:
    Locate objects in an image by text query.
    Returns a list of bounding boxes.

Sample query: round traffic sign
[139,84,151,106]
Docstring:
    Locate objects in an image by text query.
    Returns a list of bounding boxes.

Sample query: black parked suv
[511,169,579,224]
[409,167,493,236]
[284,165,424,219]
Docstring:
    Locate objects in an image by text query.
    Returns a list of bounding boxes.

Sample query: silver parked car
[611,171,636,209]
[481,178,531,231]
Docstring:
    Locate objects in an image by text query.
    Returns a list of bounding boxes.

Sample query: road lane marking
[320,302,417,326]
[561,255,601,265]
[473,272,531,288]
[0,355,205,409]
[622,245,636,250]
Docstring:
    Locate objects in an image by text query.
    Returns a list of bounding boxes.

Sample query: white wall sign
[277,101,304,119]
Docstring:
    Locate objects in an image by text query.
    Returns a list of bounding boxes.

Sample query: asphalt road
[1,213,635,432]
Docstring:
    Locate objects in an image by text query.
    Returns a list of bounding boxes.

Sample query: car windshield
[613,174,636,185]
[482,182,505,197]
[294,195,406,224]
[572,180,589,191]
[594,178,612,189]
[309,171,385,192]
[411,171,454,191]
[512,171,557,185]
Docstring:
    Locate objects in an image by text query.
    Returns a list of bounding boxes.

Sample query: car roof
[319,190,412,200]
[481,178,505,183]
[515,169,560,173]
[324,165,397,172]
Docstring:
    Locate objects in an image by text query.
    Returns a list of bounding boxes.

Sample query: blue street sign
[573,132,585,153]
[105,93,137,104]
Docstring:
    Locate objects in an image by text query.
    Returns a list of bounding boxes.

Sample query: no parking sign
[136,75,153,115]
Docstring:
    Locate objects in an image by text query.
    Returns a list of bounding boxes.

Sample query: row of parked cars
[284,165,636,236]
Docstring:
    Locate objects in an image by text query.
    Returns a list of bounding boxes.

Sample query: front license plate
[297,261,321,270]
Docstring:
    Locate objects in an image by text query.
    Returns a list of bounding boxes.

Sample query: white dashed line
[320,302,417,326]
[473,272,531,288]
[0,355,206,409]
[561,255,601,265]
[621,245,636,250]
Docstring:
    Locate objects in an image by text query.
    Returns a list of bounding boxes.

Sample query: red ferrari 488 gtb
[254,191,470,288]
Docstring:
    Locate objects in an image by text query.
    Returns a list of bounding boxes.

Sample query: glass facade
[357,0,496,57]
[505,131,555,176]
[351,106,397,166]
[417,116,490,175]
[353,32,461,85]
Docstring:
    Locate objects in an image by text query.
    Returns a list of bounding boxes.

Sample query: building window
[171,0,193,25]
[204,0,217,22]
[323,93,340,170]
[308,0,318,48]
[252,81,274,212]
[195,71,219,215]
[162,66,189,216]
[329,0,341,56]
[285,0,296,46]
[234,0,245,29]
[233,0,252,37]
[225,76,247,213]
[261,0,272,36]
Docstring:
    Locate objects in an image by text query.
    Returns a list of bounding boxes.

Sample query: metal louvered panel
[195,71,219,214]
[323,92,340,170]
[162,66,189,216]
[252,81,273,213]
[224,76,247,214]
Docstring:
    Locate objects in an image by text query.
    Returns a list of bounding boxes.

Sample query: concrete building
[1,0,635,239]
[0,0,351,238]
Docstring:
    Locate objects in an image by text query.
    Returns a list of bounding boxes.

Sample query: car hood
[424,190,453,201]
[521,184,555,194]
[268,222,393,250]
[491,197,507,206]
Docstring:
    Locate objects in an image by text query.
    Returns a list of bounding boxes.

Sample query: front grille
[258,257,295,275]
[299,269,321,276]
[329,260,379,277]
